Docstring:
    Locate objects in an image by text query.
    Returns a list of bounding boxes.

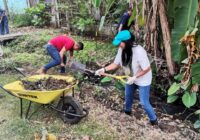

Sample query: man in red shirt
[37,35,84,74]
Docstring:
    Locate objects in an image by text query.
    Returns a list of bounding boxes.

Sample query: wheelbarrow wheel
[57,96,83,124]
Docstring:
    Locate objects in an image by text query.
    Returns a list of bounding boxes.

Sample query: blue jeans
[44,44,61,71]
[125,84,157,121]
[0,15,9,35]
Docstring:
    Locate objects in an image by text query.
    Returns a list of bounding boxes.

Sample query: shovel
[69,61,95,75]
[70,61,103,84]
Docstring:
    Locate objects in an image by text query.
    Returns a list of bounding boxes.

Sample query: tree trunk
[55,0,60,27]
[129,0,134,9]
[26,0,30,7]
[3,0,9,15]
[65,11,70,30]
[51,0,60,27]
[158,0,175,75]
[151,0,160,58]
[29,0,38,7]
[134,0,139,33]
[144,0,153,52]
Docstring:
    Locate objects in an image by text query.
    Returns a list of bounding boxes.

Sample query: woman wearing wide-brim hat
[95,30,157,125]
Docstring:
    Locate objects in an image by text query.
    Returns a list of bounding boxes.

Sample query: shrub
[10,13,32,27]
[72,17,95,32]
[25,3,51,27]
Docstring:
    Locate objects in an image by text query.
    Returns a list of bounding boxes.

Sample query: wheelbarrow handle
[0,84,6,91]
[14,67,26,77]
[0,84,14,97]
[0,67,26,97]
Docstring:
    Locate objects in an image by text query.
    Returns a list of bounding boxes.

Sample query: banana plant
[167,21,200,108]
[92,0,102,8]
[169,0,199,62]
[99,0,116,31]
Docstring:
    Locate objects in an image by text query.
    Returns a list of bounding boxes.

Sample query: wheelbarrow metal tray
[3,75,77,104]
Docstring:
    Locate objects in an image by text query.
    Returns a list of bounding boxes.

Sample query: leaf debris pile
[21,77,72,91]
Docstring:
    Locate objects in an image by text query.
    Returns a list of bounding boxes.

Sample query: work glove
[126,76,137,85]
[95,68,105,76]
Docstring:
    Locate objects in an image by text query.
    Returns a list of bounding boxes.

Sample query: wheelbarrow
[0,74,88,124]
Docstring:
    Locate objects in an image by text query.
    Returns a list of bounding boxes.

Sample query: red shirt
[49,35,75,52]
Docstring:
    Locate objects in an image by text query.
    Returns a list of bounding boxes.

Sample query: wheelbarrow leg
[72,87,75,97]
[25,101,32,119]
[20,98,23,118]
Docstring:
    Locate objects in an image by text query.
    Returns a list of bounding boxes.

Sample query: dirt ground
[77,83,200,140]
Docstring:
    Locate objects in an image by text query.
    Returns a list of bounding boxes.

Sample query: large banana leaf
[192,62,200,84]
[192,62,200,76]
[92,0,101,8]
[166,0,175,19]
[98,0,116,31]
[171,0,198,62]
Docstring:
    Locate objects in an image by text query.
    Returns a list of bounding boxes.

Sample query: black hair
[77,42,84,50]
[121,33,135,67]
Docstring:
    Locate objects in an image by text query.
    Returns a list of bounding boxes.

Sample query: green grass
[73,40,117,64]
[71,121,117,140]
[13,52,47,67]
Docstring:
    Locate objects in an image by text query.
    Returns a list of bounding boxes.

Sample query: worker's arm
[95,63,120,75]
[127,48,151,85]
[59,47,66,66]
[66,50,74,66]
[104,63,120,72]
[135,66,151,78]
[69,50,74,61]
[105,48,122,71]
[126,66,151,85]
[96,48,122,75]
[118,24,123,32]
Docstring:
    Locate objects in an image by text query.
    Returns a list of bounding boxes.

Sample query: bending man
[37,35,84,74]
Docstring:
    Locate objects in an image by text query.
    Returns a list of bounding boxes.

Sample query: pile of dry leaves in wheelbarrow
[21,77,73,91]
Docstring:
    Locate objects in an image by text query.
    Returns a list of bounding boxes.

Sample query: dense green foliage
[167,0,199,62]
[9,13,32,27]
[166,0,200,126]
[10,3,51,27]
[57,0,129,33]
[25,3,51,27]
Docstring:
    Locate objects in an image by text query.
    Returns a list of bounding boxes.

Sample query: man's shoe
[124,111,132,116]
[150,119,158,125]
[36,68,46,74]
[59,66,65,73]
